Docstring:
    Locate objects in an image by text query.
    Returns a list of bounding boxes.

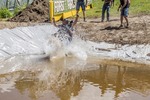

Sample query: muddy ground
[0,15,150,45]
[76,15,150,45]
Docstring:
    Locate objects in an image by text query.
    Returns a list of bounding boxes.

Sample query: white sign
[54,0,92,14]
[54,1,65,13]
[67,0,75,10]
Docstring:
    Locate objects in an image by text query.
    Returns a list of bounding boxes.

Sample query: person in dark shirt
[118,0,130,28]
[73,0,88,22]
[52,15,79,42]
[101,0,113,22]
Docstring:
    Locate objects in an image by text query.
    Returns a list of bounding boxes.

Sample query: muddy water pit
[0,15,150,100]
[0,57,150,100]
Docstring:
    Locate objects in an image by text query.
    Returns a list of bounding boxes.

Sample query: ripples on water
[0,25,150,100]
[0,58,150,100]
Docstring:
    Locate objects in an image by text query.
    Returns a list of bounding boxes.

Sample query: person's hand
[52,17,55,23]
[120,7,123,11]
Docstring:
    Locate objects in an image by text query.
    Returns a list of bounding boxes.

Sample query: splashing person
[52,15,79,43]
[44,15,79,58]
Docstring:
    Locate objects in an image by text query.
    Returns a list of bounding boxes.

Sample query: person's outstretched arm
[72,14,79,27]
[118,3,121,11]
[52,18,57,27]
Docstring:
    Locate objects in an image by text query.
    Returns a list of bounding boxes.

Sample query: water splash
[1,24,150,100]
[0,24,150,75]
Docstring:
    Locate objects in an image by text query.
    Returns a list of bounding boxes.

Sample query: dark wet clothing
[53,24,73,42]
[58,25,73,37]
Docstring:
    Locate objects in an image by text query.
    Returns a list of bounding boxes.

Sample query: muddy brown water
[0,57,150,100]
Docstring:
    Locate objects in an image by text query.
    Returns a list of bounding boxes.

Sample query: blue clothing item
[121,7,129,17]
[101,3,110,21]
[76,1,85,11]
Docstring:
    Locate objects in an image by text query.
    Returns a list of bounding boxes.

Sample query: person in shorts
[118,0,130,28]
[73,0,87,22]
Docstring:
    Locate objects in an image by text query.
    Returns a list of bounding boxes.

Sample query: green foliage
[129,0,150,14]
[0,8,12,18]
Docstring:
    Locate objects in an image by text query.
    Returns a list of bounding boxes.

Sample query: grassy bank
[86,0,150,18]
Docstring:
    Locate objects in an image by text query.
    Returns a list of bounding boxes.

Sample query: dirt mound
[9,0,49,22]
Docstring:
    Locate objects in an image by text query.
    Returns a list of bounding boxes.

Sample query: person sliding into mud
[101,0,113,22]
[73,0,87,22]
[52,15,79,42]
[118,0,130,28]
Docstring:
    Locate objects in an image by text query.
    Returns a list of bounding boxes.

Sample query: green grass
[0,0,149,20]
[85,0,150,18]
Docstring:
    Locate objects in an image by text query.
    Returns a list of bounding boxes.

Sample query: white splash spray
[0,24,150,75]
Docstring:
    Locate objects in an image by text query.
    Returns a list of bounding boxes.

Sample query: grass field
[85,0,150,18]
[0,0,149,19]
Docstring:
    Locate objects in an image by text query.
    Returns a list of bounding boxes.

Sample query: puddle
[0,58,150,100]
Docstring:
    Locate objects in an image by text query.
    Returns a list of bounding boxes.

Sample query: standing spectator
[118,0,130,28]
[101,0,112,22]
[73,0,88,22]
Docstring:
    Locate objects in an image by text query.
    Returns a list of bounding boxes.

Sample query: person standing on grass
[101,0,113,22]
[73,0,88,22]
[118,0,130,28]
